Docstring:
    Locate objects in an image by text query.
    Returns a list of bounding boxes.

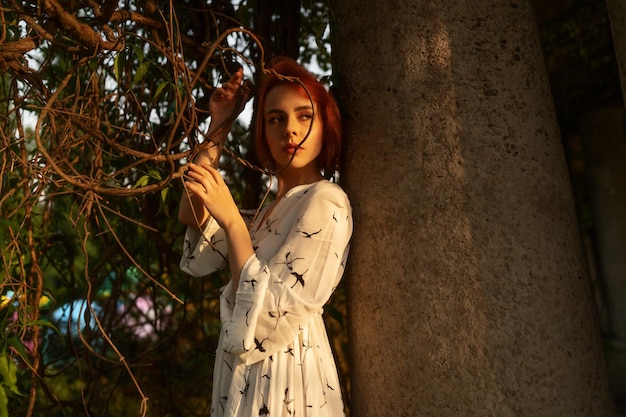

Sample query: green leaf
[132,61,151,86]
[133,45,144,63]
[0,386,8,417]
[6,338,31,367]
[0,356,16,390]
[134,175,150,188]
[29,320,61,334]
[114,52,125,84]
[153,81,169,102]
[148,169,162,181]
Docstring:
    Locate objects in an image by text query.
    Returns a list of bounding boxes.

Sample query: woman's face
[263,83,323,174]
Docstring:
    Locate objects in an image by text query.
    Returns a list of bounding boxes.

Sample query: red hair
[253,57,342,175]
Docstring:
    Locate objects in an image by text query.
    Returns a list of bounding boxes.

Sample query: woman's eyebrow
[265,108,285,116]
[265,105,313,115]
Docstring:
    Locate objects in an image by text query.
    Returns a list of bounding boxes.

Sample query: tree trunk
[607,0,626,109]
[580,104,626,408]
[331,0,614,415]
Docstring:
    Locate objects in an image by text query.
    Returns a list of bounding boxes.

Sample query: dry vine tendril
[0,2,310,415]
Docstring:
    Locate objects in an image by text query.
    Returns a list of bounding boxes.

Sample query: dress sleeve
[219,186,353,364]
[179,217,229,277]
[179,210,258,277]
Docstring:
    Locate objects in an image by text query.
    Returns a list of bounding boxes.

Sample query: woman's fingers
[227,68,243,84]
[221,81,239,91]
[184,179,203,195]
[199,164,223,183]
[213,87,232,101]
[217,69,244,97]
[208,68,249,124]
[185,164,210,190]
[185,163,224,193]
[184,163,238,228]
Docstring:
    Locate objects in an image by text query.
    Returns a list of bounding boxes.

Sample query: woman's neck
[275,167,323,200]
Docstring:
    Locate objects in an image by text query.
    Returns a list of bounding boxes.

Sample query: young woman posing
[178,57,352,417]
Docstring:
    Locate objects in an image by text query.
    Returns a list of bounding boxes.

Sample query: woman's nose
[284,117,298,138]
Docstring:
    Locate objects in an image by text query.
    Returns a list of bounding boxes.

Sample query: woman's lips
[284,143,301,155]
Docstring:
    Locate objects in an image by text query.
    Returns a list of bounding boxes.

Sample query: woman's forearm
[178,116,233,229]
[179,68,248,229]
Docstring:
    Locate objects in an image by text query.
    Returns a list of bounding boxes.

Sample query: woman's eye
[299,113,313,121]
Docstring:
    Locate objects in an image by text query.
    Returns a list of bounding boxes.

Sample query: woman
[178,57,352,417]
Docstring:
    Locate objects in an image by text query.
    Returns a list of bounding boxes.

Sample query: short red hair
[254,57,342,175]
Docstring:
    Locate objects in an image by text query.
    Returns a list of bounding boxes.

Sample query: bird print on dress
[290,269,307,288]
[184,238,195,260]
[283,387,295,415]
[240,370,250,397]
[299,228,322,238]
[254,337,269,352]
[258,217,279,234]
[245,305,253,326]
[181,181,352,417]
[268,297,289,330]
[277,251,304,271]
[259,393,270,416]
[242,278,258,290]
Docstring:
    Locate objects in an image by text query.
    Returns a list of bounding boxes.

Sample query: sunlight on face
[264,83,324,176]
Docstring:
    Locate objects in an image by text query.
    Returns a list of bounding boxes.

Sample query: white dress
[180,179,352,417]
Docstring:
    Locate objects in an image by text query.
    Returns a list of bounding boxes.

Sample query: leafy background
[1,0,624,415]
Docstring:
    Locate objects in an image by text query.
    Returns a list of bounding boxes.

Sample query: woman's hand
[208,68,250,134]
[184,163,241,229]
[184,162,255,289]
[179,69,250,229]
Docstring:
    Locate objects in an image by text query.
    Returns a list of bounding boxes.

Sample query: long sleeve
[219,183,352,365]
[179,217,229,277]
[180,210,258,277]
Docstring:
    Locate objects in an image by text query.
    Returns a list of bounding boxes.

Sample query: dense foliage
[0,1,345,416]
[3,0,622,415]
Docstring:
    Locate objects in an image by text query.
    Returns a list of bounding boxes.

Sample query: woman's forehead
[265,83,313,108]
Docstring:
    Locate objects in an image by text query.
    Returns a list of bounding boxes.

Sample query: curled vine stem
[1,5,275,415]
[1,2,328,415]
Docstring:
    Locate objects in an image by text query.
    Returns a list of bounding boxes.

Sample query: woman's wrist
[206,116,233,140]
[193,142,221,166]
[222,213,248,236]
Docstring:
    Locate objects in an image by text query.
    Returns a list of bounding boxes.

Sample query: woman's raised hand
[209,68,250,130]
[179,69,250,229]
[184,163,240,229]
